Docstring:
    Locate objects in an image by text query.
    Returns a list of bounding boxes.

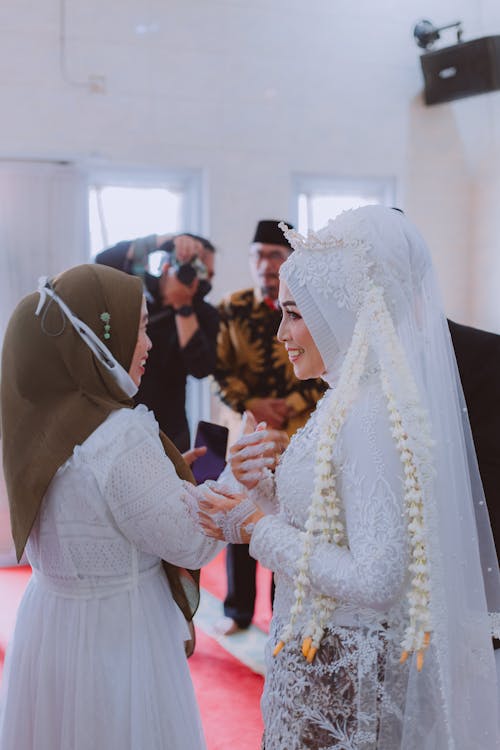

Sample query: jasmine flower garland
[273,307,370,661]
[273,282,434,670]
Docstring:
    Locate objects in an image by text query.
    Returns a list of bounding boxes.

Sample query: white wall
[0,0,499,327]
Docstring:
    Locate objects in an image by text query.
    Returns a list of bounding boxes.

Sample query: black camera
[175,261,198,286]
[160,237,212,297]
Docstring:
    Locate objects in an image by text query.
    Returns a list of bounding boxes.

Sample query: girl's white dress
[249,383,411,750]
[0,406,222,750]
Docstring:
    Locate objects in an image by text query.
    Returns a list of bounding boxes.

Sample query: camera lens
[176,263,197,285]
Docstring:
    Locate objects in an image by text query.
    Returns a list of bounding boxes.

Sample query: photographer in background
[96,232,219,452]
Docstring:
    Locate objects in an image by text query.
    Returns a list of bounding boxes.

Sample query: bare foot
[214,617,246,636]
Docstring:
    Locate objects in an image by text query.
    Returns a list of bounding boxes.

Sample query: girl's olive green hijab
[1,264,199,624]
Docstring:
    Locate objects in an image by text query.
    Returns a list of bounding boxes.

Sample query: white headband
[35,276,138,398]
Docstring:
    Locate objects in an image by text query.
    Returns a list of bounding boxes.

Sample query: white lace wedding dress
[0,406,222,750]
[249,381,412,750]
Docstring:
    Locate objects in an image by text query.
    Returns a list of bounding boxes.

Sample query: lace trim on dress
[262,617,409,750]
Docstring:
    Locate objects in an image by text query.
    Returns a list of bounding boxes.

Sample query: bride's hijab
[1,264,199,630]
[279,206,500,749]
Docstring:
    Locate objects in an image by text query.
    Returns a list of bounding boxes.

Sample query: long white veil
[280,205,500,749]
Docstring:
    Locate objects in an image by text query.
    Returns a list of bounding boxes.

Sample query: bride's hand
[183,482,263,543]
[229,412,289,489]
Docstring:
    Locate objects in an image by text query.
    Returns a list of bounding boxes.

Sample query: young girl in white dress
[0,264,225,750]
[191,206,500,749]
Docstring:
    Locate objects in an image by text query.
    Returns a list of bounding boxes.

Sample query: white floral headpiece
[278,214,375,313]
[278,214,368,253]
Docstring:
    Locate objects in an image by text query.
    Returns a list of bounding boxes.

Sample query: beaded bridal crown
[278,214,368,252]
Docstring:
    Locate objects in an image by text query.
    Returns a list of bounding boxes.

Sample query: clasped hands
[183,412,289,543]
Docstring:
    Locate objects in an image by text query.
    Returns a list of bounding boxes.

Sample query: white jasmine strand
[276,211,436,670]
[274,310,369,661]
[274,283,434,671]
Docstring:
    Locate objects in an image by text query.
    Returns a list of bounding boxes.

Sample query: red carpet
[0,555,268,749]
[0,566,31,683]
[200,548,273,633]
[190,627,264,749]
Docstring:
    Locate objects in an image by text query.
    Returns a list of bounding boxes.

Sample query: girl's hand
[181,446,207,466]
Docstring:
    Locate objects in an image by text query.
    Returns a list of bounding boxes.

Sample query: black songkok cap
[252,219,294,249]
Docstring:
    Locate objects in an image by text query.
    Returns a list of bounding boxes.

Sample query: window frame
[86,164,205,250]
[291,174,398,232]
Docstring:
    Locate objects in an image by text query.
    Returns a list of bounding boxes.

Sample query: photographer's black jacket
[96,240,219,452]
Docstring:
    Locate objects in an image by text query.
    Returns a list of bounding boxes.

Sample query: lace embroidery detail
[27,406,220,581]
[279,213,373,312]
[247,469,278,515]
[262,619,409,750]
[280,211,424,340]
[182,482,257,543]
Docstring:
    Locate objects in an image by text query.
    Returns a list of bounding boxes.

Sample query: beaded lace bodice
[27,405,221,582]
[250,382,409,632]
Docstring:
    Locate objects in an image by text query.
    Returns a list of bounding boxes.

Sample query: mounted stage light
[413,19,500,105]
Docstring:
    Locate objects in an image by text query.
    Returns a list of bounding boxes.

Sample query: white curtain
[0,160,89,561]
[0,160,89,342]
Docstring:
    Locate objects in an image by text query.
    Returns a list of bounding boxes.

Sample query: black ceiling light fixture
[414,19,500,105]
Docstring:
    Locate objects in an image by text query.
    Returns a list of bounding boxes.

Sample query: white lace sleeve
[247,468,278,515]
[250,392,408,612]
[249,514,303,574]
[104,417,223,568]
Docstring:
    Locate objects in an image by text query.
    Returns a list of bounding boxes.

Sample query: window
[292,175,397,234]
[89,185,182,255]
[88,166,202,254]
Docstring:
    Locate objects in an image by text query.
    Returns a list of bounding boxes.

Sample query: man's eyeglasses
[249,249,288,262]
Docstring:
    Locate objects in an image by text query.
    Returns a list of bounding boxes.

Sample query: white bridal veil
[280,205,500,749]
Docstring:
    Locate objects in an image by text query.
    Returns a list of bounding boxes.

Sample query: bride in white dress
[0,264,227,750]
[192,206,500,749]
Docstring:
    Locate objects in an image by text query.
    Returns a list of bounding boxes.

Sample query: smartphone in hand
[191,421,229,484]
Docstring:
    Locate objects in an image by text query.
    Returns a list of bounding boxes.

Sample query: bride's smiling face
[277,280,325,380]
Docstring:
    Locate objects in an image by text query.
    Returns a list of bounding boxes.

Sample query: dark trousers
[224,543,274,629]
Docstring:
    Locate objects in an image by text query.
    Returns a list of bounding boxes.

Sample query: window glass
[88,185,182,258]
[295,177,396,234]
